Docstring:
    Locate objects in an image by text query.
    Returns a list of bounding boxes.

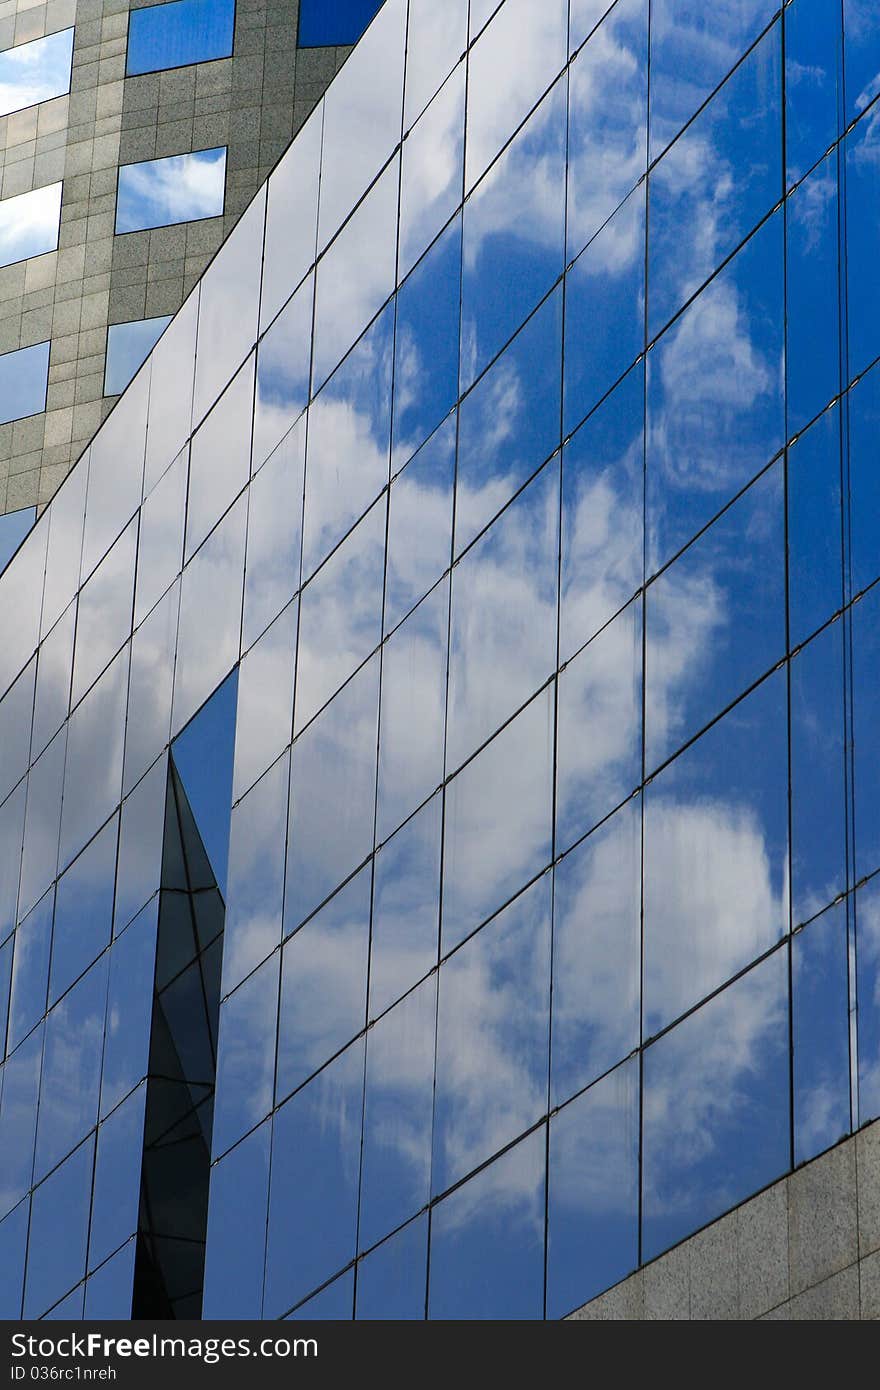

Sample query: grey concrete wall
[568,1119,880,1320]
[0,0,349,515]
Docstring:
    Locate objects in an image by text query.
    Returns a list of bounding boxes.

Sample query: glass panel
[786,151,840,436]
[72,516,137,706]
[299,0,383,46]
[253,272,313,473]
[843,0,880,122]
[394,213,461,456]
[84,1239,136,1320]
[8,891,53,1055]
[564,186,645,438]
[642,950,790,1261]
[243,416,305,651]
[0,1201,27,1319]
[0,659,36,805]
[285,652,379,931]
[0,182,61,269]
[465,0,568,192]
[442,688,554,954]
[849,362,880,601]
[0,782,25,947]
[455,284,562,555]
[303,303,393,580]
[648,1,778,160]
[399,64,465,283]
[434,876,551,1194]
[144,289,198,495]
[286,1271,354,1320]
[0,1025,42,1219]
[124,583,179,795]
[49,816,117,1006]
[82,365,149,582]
[203,1120,270,1319]
[0,507,35,576]
[370,793,441,1020]
[844,111,880,377]
[785,0,842,186]
[19,727,65,922]
[793,903,850,1166]
[104,316,170,396]
[88,1083,146,1271]
[788,405,844,649]
[448,461,558,773]
[213,953,279,1160]
[646,212,785,575]
[42,462,86,640]
[172,496,245,737]
[193,188,264,428]
[0,340,49,425]
[223,753,288,996]
[856,875,880,1125]
[115,760,166,934]
[34,954,109,1182]
[0,29,74,119]
[385,414,455,634]
[295,495,385,735]
[260,101,322,334]
[277,865,370,1099]
[127,0,235,76]
[0,521,44,704]
[135,445,186,627]
[648,23,782,338]
[567,0,648,261]
[100,897,158,1119]
[312,155,399,392]
[547,1058,639,1317]
[646,461,785,771]
[560,362,644,665]
[551,798,641,1106]
[404,0,467,126]
[315,0,405,249]
[233,601,296,801]
[791,623,847,927]
[116,147,226,234]
[569,0,617,53]
[644,671,789,1036]
[377,579,448,842]
[32,603,75,759]
[59,646,128,872]
[186,353,254,561]
[171,667,238,898]
[264,1039,365,1317]
[356,1217,428,1321]
[556,598,642,851]
[359,976,436,1250]
[428,1127,545,1320]
[462,76,566,393]
[853,584,880,882]
[23,1136,94,1320]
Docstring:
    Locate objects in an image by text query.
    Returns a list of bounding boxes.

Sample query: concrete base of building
[567,1119,880,1320]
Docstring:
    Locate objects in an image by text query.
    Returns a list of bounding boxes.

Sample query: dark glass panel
[202,1120,270,1319]
[788,405,844,649]
[356,1217,428,1320]
[88,1083,147,1272]
[24,1135,94,1319]
[849,362,880,600]
[785,0,842,186]
[84,1239,136,1320]
[171,668,238,899]
[793,904,851,1166]
[0,1200,28,1319]
[856,875,880,1125]
[213,953,279,1160]
[786,151,840,436]
[853,585,880,882]
[845,111,880,377]
[791,623,847,927]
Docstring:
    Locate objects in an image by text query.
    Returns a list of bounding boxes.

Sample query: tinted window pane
[116,148,226,234]
[0,29,73,119]
[356,1217,428,1321]
[369,793,441,1020]
[0,1026,43,1219]
[88,1083,146,1271]
[857,875,880,1126]
[127,0,235,76]
[785,0,841,186]
[793,903,850,1167]
[202,1121,270,1319]
[24,1136,94,1319]
[34,955,109,1181]
[786,151,840,436]
[100,898,158,1118]
[0,507,35,576]
[384,415,455,635]
[791,624,847,927]
[298,0,384,47]
[213,953,279,1159]
[104,317,171,396]
[0,182,61,269]
[0,341,50,425]
[186,353,254,561]
[49,817,117,1007]
[0,1201,27,1319]
[222,754,288,996]
[260,102,321,333]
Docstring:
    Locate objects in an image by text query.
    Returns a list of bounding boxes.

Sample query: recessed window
[0,506,36,575]
[105,316,172,394]
[0,341,50,425]
[127,0,236,77]
[0,183,62,270]
[115,147,227,233]
[0,29,74,119]
[298,0,384,47]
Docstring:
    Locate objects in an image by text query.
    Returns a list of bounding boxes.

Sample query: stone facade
[568,1119,880,1321]
[0,0,348,515]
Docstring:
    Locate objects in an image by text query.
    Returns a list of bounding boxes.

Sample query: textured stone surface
[567,1119,880,1321]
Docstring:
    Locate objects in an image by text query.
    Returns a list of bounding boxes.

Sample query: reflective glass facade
[1,0,880,1322]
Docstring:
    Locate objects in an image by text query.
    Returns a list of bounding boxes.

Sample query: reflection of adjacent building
[1,0,880,1322]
